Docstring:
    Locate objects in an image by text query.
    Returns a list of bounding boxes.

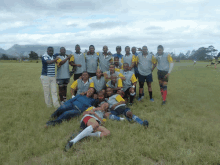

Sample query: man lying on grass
[45,88,98,127]
[104,87,149,127]
[64,102,110,151]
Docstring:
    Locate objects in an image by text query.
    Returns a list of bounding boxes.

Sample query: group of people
[40,44,174,151]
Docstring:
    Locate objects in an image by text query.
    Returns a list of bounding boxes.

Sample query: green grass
[0,61,220,165]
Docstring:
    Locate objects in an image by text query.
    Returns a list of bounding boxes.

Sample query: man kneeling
[65,102,110,151]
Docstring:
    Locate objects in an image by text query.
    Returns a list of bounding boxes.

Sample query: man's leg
[49,108,81,125]
[63,79,69,102]
[50,99,73,118]
[40,75,52,107]
[50,77,60,108]
[147,82,153,102]
[138,81,144,101]
[162,81,168,105]
[105,112,125,121]
[129,87,135,104]
[124,109,148,127]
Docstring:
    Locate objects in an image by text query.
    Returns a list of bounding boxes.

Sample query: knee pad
[162,85,167,90]
[139,83,144,88]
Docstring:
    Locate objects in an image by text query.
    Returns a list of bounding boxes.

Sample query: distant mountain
[0,48,7,54]
[2,44,73,57]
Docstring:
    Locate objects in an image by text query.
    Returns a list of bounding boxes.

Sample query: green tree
[29,51,39,60]
[1,54,9,60]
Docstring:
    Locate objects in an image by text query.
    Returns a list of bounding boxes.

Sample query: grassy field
[0,61,220,165]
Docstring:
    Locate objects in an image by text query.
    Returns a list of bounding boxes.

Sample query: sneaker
[150,98,154,102]
[64,141,74,152]
[162,100,166,105]
[138,98,142,101]
[45,121,56,128]
[143,120,149,128]
[141,96,144,99]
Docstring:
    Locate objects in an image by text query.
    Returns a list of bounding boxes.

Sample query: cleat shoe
[162,101,166,105]
[45,121,56,127]
[64,141,74,152]
[150,98,154,102]
[143,120,149,128]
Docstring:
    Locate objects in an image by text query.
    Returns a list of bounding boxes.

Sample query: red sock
[162,90,167,101]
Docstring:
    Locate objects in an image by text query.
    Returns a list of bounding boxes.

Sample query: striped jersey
[41,53,56,77]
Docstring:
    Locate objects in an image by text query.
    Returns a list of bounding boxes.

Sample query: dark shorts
[139,73,153,82]
[88,72,96,78]
[218,61,220,64]
[74,73,82,80]
[211,62,215,65]
[56,79,70,85]
[135,73,139,80]
[157,70,168,82]
[110,106,130,117]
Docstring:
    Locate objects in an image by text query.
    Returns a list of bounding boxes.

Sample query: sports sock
[130,95,134,103]
[149,91,152,99]
[132,115,143,125]
[109,114,123,121]
[70,125,93,144]
[88,131,101,137]
[162,86,167,101]
[160,84,163,96]
[63,86,67,101]
[59,86,64,102]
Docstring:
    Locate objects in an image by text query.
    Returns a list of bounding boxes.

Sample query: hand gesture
[87,51,90,55]
[55,57,60,61]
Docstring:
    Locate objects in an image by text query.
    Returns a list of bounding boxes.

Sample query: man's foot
[45,121,56,128]
[64,141,74,152]
[162,101,166,105]
[143,120,149,128]
[138,98,142,101]
[150,98,154,102]
[141,96,144,99]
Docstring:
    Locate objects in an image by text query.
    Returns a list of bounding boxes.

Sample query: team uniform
[85,53,99,77]
[121,54,136,73]
[119,70,137,97]
[115,63,123,72]
[137,52,156,83]
[106,94,149,126]
[106,78,123,93]
[70,79,94,95]
[99,52,113,73]
[40,53,60,108]
[104,71,124,82]
[211,58,216,65]
[155,52,174,104]
[90,76,106,94]
[56,55,70,85]
[70,52,86,80]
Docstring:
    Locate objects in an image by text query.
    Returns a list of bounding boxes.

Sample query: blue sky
[0,0,220,55]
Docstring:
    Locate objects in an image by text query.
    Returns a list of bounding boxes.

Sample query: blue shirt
[41,53,56,77]
[69,95,97,112]
[112,53,123,59]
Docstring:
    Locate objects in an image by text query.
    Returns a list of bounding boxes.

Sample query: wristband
[72,95,75,98]
[132,85,135,88]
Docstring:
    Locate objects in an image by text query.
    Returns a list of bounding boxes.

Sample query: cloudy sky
[0,0,220,54]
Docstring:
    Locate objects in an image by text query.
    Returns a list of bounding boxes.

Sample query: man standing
[113,46,123,59]
[40,47,60,108]
[85,45,99,77]
[121,46,136,73]
[98,45,113,73]
[69,44,86,80]
[155,45,174,105]
[137,46,157,102]
[55,47,72,104]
